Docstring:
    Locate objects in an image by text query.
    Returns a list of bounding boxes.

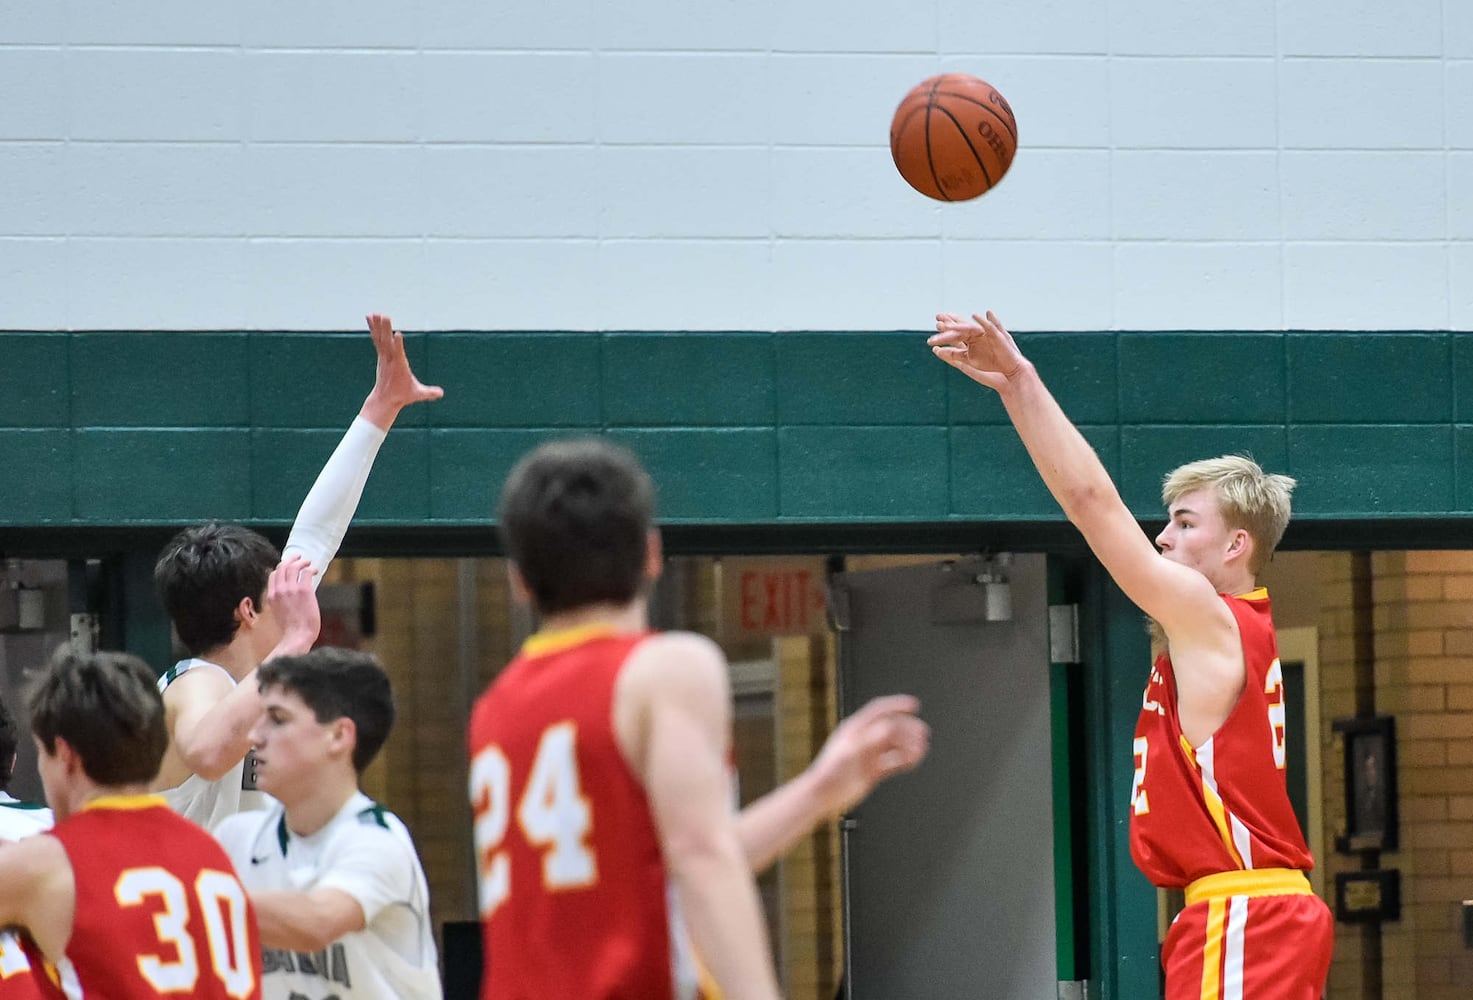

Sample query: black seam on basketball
[891,102,929,155]
[923,105,951,200]
[923,78,956,200]
[935,106,993,192]
[934,91,1018,144]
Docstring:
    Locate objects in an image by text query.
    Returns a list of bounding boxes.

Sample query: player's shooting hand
[363,313,445,425]
[928,310,1030,393]
[809,694,930,817]
[265,555,320,654]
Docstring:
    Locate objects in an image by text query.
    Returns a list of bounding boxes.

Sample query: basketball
[890,74,1018,202]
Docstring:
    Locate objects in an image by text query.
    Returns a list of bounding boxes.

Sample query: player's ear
[236,594,260,629]
[53,736,83,777]
[644,529,663,583]
[507,564,533,607]
[327,716,356,759]
[1226,529,1252,564]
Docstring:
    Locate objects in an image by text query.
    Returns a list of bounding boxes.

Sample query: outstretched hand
[363,314,445,427]
[928,310,1030,392]
[809,694,930,817]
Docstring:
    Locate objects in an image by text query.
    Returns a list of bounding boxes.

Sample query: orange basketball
[890,73,1018,202]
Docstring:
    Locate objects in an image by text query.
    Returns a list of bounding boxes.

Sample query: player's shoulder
[630,630,724,667]
[158,658,233,703]
[214,805,277,839]
[328,799,417,857]
[619,631,728,703]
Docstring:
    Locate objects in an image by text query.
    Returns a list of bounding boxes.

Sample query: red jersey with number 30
[0,935,45,1000]
[38,796,262,1000]
[1130,589,1315,887]
[469,626,713,1000]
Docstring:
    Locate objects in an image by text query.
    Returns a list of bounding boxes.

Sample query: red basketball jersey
[469,626,712,1000]
[0,934,45,1000]
[1130,589,1314,886]
[38,795,262,1000]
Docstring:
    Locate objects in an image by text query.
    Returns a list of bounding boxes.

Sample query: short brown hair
[1162,455,1295,573]
[155,522,280,656]
[497,439,655,615]
[29,649,168,786]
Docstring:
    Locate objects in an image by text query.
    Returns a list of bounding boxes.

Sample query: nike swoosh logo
[251,855,272,865]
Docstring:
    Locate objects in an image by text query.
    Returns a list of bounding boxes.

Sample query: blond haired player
[931,311,1332,1000]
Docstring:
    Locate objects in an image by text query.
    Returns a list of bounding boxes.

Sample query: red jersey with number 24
[1129,589,1315,887]
[37,796,262,1000]
[469,626,714,1000]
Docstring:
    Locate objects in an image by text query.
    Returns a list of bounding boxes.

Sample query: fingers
[366,313,404,355]
[267,556,316,599]
[418,383,446,402]
[871,715,931,776]
[846,693,921,725]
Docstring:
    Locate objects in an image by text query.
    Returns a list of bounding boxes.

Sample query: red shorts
[1162,873,1333,1000]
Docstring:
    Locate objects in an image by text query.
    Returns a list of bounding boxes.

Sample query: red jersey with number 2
[1129,589,1315,886]
[469,626,714,1000]
[38,796,262,1000]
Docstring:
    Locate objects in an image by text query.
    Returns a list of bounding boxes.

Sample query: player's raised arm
[929,311,1228,640]
[619,633,781,1000]
[737,694,929,874]
[281,313,444,584]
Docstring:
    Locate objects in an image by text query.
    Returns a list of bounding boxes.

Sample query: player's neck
[198,639,261,682]
[1216,570,1258,598]
[280,774,360,838]
[55,781,152,821]
[536,599,649,637]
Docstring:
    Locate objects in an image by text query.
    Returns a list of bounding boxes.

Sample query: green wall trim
[4,329,1472,527]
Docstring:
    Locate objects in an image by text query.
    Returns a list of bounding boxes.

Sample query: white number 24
[471,722,598,918]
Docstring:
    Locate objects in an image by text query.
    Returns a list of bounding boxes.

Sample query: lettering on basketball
[975,119,1008,160]
[989,89,1015,123]
[0,931,31,979]
[1130,737,1150,816]
[938,170,977,195]
[472,721,597,920]
[115,867,256,999]
[1265,658,1287,770]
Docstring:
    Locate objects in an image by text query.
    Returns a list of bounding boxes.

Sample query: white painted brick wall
[0,0,1466,331]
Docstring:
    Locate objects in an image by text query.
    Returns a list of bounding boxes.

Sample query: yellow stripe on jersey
[1199,897,1227,1000]
[520,624,622,658]
[1185,868,1312,907]
[696,957,724,1000]
[1183,736,1245,869]
[80,794,168,813]
[1200,783,1243,868]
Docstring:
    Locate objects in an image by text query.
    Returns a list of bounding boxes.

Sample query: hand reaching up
[362,313,445,428]
[928,310,1031,393]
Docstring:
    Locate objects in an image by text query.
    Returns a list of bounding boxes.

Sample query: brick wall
[1318,551,1473,999]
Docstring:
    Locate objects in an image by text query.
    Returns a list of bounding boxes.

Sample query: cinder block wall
[1,0,1466,331]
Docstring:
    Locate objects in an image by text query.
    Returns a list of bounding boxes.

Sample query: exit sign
[721,558,828,637]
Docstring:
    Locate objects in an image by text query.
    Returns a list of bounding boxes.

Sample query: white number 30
[471,722,598,918]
